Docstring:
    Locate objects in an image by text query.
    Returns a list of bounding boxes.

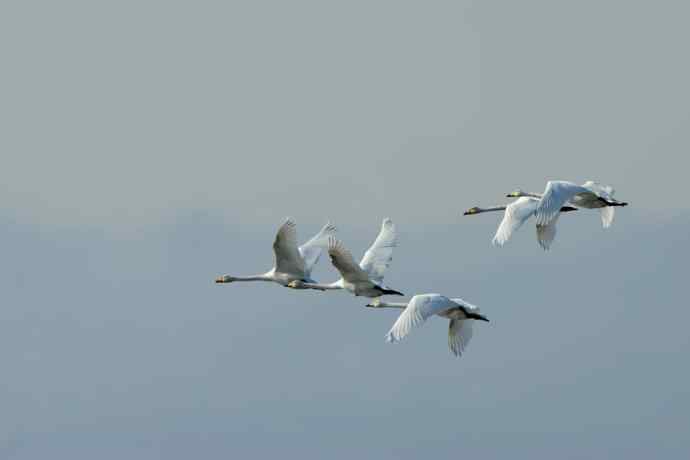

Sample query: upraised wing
[583,181,615,198]
[299,222,337,275]
[327,237,371,284]
[272,219,307,277]
[359,218,397,284]
[492,197,539,247]
[448,297,481,356]
[385,294,455,343]
[535,221,558,251]
[583,181,616,228]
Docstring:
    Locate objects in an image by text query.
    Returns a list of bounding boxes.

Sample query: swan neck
[479,205,507,213]
[233,274,270,282]
[377,301,408,309]
[302,281,341,290]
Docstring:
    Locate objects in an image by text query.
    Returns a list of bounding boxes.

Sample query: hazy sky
[1,1,689,459]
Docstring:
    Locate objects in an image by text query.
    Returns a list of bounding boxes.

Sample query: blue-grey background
[1,1,688,458]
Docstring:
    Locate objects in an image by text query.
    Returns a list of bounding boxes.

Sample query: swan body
[367,294,489,357]
[288,218,403,298]
[464,198,578,250]
[215,219,336,287]
[508,180,628,228]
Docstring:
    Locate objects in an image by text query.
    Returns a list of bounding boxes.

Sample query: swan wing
[535,180,592,226]
[536,220,559,251]
[599,207,615,229]
[447,298,481,356]
[272,219,307,277]
[327,238,371,283]
[535,208,568,251]
[492,197,538,247]
[583,181,616,228]
[359,218,397,284]
[448,319,474,357]
[583,181,615,198]
[298,222,337,274]
[449,297,481,313]
[385,294,454,343]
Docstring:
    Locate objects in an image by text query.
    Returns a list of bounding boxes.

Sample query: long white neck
[524,192,542,198]
[477,205,507,213]
[301,281,341,291]
[230,274,271,282]
[375,300,408,309]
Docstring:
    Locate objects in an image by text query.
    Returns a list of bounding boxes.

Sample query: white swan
[288,218,403,297]
[367,294,489,357]
[464,197,578,250]
[215,218,336,287]
[507,180,628,228]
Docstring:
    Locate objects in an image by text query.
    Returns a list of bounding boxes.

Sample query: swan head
[287,280,305,289]
[463,206,481,215]
[506,189,527,198]
[215,275,234,283]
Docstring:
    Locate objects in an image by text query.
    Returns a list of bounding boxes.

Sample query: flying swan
[367,294,489,357]
[464,197,578,250]
[507,180,628,228]
[215,218,336,287]
[288,218,403,298]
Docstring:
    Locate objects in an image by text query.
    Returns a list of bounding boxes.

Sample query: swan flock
[216,180,628,357]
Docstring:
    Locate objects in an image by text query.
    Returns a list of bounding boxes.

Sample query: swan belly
[341,280,376,297]
[356,282,391,298]
[444,308,471,320]
[341,280,359,295]
[272,271,309,286]
[569,194,605,209]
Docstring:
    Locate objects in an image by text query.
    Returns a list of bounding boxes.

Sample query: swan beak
[463,207,479,215]
[215,277,227,283]
[365,303,374,308]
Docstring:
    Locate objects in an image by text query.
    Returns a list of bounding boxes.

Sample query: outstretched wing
[583,181,615,198]
[272,219,307,277]
[359,218,397,284]
[492,197,538,247]
[448,319,474,357]
[298,222,337,275]
[599,207,615,229]
[583,181,616,228]
[535,180,592,226]
[536,221,558,251]
[327,237,371,283]
[385,294,454,343]
[447,298,481,356]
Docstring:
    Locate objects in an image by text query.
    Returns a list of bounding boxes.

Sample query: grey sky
[1,1,689,459]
